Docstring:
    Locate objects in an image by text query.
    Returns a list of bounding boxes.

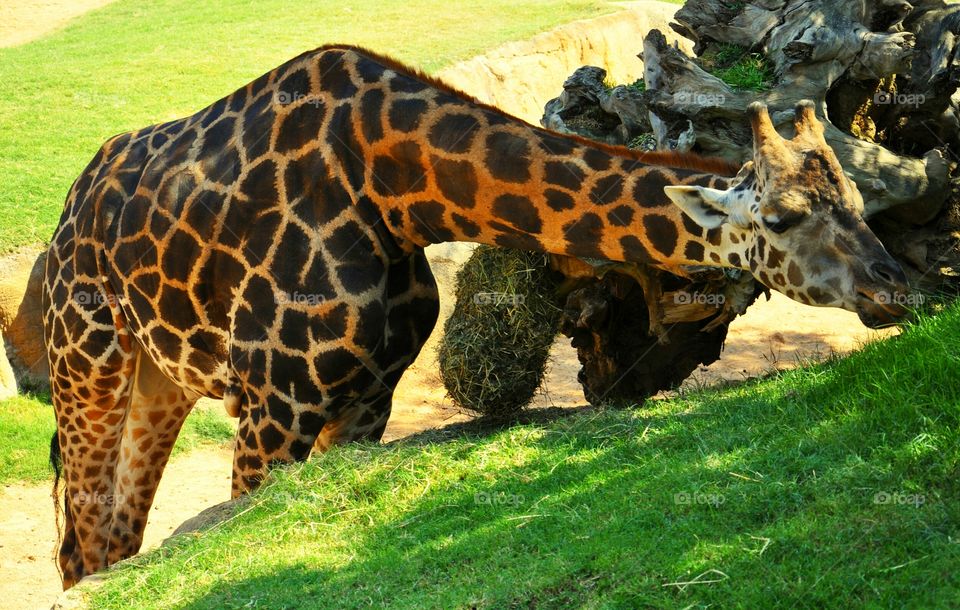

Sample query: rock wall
[0,330,17,400]
[436,1,689,123]
[0,248,49,391]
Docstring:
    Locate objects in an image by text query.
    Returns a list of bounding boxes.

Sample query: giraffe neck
[265,46,751,271]
[375,103,745,269]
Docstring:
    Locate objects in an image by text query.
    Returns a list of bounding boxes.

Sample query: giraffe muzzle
[857,292,910,328]
[854,287,911,328]
[850,249,913,328]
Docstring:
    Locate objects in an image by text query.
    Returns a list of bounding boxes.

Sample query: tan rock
[0,330,16,400]
[168,497,247,539]
[0,248,49,390]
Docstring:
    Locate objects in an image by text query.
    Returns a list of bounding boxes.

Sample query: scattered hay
[438,246,562,418]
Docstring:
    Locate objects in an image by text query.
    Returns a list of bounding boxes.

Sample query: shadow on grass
[391,403,598,444]
[171,384,958,608]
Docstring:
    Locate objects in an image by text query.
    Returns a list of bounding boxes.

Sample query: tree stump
[553,257,763,404]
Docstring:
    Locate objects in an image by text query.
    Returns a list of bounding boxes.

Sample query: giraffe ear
[664,185,731,230]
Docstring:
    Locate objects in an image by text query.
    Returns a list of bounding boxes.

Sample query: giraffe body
[43,45,909,588]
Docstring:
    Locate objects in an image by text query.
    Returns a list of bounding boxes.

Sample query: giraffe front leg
[230,390,338,497]
[316,391,392,451]
[229,390,393,496]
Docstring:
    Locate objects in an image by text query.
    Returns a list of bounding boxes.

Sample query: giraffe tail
[49,431,61,479]
[50,431,64,580]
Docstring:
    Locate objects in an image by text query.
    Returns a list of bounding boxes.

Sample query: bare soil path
[1,446,233,610]
[0,0,116,48]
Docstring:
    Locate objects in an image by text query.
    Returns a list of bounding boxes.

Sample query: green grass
[0,396,234,484]
[87,305,960,609]
[170,406,237,457]
[701,43,776,92]
[612,42,775,98]
[0,0,616,254]
[0,392,56,484]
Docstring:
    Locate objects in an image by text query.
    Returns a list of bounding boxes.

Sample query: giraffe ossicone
[42,45,909,589]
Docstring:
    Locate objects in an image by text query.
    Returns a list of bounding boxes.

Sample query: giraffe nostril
[869,260,907,287]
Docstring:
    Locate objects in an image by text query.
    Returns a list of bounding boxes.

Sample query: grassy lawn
[87,305,960,608]
[0,392,56,484]
[0,395,235,485]
[0,0,619,254]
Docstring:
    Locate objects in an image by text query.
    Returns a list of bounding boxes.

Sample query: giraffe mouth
[854,289,910,329]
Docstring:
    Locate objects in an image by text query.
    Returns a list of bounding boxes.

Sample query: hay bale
[438,246,562,418]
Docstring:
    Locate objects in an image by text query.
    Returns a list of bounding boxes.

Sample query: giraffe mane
[292,44,742,178]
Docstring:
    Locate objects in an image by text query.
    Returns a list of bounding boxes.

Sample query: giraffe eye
[765,220,788,234]
[763,218,794,234]
[762,209,808,234]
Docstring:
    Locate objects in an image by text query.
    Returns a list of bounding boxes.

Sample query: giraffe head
[665,101,910,328]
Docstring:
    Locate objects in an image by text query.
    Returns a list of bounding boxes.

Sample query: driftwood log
[551,255,763,404]
[543,0,960,404]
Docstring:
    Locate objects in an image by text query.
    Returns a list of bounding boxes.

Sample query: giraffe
[43,44,909,588]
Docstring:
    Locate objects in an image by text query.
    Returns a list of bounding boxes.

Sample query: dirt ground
[0,2,893,607]
[0,0,116,47]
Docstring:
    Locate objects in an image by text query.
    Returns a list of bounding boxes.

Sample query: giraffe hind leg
[106,349,197,564]
[46,287,194,584]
